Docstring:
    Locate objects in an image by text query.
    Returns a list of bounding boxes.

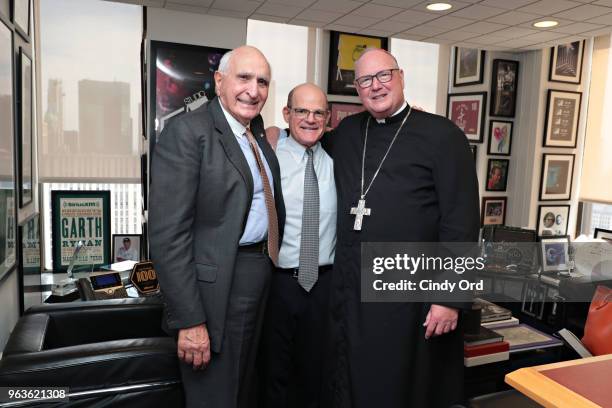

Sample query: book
[557,328,592,358]
[482,316,519,328]
[474,298,512,323]
[464,341,510,357]
[464,350,510,367]
[491,323,563,352]
[464,326,504,346]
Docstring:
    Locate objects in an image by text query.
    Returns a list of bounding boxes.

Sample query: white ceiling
[108,0,612,51]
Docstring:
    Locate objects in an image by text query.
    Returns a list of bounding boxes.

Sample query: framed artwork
[18,47,32,207]
[540,236,570,273]
[12,0,30,41]
[543,90,581,148]
[453,47,485,87]
[328,102,365,128]
[539,154,575,201]
[487,120,513,156]
[481,196,507,226]
[446,92,487,143]
[536,205,570,237]
[327,31,388,96]
[112,234,142,263]
[549,41,584,84]
[22,214,41,275]
[470,145,477,163]
[51,191,111,272]
[490,59,519,118]
[486,158,509,192]
[594,228,612,242]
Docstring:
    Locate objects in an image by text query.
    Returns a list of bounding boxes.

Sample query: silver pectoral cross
[350,198,371,231]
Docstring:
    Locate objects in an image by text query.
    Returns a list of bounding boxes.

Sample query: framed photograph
[470,145,477,163]
[22,214,41,275]
[490,59,519,117]
[539,154,575,201]
[549,41,584,84]
[540,236,570,273]
[487,120,513,156]
[486,159,509,192]
[12,0,30,41]
[594,228,612,242]
[328,102,365,128]
[453,47,485,87]
[446,92,487,143]
[327,31,388,96]
[543,90,581,148]
[112,234,142,263]
[536,205,570,237]
[481,196,507,226]
[17,47,32,207]
[51,191,111,272]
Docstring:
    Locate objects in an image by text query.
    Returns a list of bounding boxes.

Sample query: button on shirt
[277,136,336,268]
[219,103,275,245]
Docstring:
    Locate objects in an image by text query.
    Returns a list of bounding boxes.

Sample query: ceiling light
[533,20,559,28]
[426,3,452,11]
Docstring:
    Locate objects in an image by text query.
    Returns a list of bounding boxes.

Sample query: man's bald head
[283,83,329,148]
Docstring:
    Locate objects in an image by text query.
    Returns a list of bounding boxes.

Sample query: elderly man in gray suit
[149,45,285,408]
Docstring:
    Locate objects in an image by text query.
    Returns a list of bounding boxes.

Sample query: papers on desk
[573,242,612,279]
[106,260,138,272]
[491,323,562,352]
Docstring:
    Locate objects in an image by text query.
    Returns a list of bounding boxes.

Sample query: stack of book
[464,325,510,367]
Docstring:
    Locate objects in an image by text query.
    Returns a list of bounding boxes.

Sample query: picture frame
[543,90,581,148]
[481,196,507,226]
[328,101,364,129]
[536,205,570,237]
[327,31,388,96]
[490,59,519,118]
[51,191,111,272]
[594,228,612,242]
[17,47,32,207]
[540,236,570,273]
[487,120,513,156]
[453,47,485,87]
[486,158,509,192]
[112,234,142,263]
[539,154,575,201]
[549,40,584,84]
[446,92,487,143]
[12,0,30,41]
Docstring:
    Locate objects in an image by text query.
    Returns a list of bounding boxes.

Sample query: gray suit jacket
[149,97,285,353]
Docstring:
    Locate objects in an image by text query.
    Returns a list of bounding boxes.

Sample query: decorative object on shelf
[481,196,507,226]
[18,47,33,207]
[12,0,30,41]
[490,59,518,118]
[543,89,581,148]
[453,47,485,87]
[446,92,487,143]
[112,234,142,263]
[328,102,364,128]
[486,158,509,192]
[487,120,513,156]
[536,205,570,237]
[539,153,575,201]
[549,40,584,84]
[539,235,570,273]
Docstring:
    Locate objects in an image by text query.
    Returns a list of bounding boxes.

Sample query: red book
[464,341,510,357]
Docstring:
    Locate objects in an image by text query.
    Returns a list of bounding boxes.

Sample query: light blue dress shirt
[276,135,336,268]
[219,103,274,245]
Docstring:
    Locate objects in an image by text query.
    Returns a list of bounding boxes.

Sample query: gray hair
[218,50,233,73]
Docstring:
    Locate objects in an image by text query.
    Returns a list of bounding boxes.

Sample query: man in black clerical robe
[322,49,479,408]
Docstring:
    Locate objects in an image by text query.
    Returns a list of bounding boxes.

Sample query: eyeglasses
[354,68,399,88]
[288,107,328,121]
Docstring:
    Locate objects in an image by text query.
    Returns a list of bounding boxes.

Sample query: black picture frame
[453,47,485,87]
[17,47,32,207]
[490,59,519,118]
[112,233,142,263]
[594,228,612,242]
[485,158,509,192]
[446,92,487,143]
[12,0,30,42]
[487,120,513,156]
[536,205,570,237]
[51,190,112,272]
[549,41,584,84]
[543,89,581,148]
[327,31,388,96]
[481,196,507,226]
[539,153,575,201]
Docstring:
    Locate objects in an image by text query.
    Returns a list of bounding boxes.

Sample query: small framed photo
[549,41,584,84]
[536,205,570,237]
[12,0,30,41]
[453,47,485,87]
[540,236,570,273]
[543,90,581,148]
[539,154,575,201]
[594,228,612,242]
[328,102,364,128]
[487,120,513,156]
[486,159,509,192]
[481,196,507,226]
[470,145,477,163]
[446,92,487,143]
[490,59,519,118]
[112,234,142,263]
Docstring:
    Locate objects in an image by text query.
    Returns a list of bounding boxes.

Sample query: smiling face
[214,46,270,126]
[354,49,405,119]
[283,83,328,148]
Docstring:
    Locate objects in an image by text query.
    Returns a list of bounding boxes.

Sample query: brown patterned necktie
[245,128,279,266]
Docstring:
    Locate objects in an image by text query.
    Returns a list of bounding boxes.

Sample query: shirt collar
[285,135,320,162]
[219,99,249,137]
[375,100,408,124]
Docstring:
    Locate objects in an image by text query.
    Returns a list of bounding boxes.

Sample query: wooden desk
[505,354,612,408]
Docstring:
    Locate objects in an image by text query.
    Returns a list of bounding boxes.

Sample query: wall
[0,273,19,354]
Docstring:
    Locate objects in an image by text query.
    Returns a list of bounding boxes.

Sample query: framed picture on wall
[446,92,487,143]
[486,158,509,192]
[327,31,388,96]
[481,196,507,226]
[549,41,584,84]
[112,234,142,263]
[453,47,485,87]
[539,154,575,201]
[536,205,570,237]
[490,59,519,117]
[543,90,581,148]
[328,102,365,128]
[540,236,570,273]
[487,120,513,156]
[12,0,30,41]
[594,228,612,242]
[18,47,33,207]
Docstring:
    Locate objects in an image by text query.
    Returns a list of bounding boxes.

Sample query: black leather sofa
[0,298,183,407]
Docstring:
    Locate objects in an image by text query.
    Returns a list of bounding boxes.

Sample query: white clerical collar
[375,100,408,124]
[219,99,249,138]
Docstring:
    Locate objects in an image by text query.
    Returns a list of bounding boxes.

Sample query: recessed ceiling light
[426,3,452,11]
[533,20,559,28]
